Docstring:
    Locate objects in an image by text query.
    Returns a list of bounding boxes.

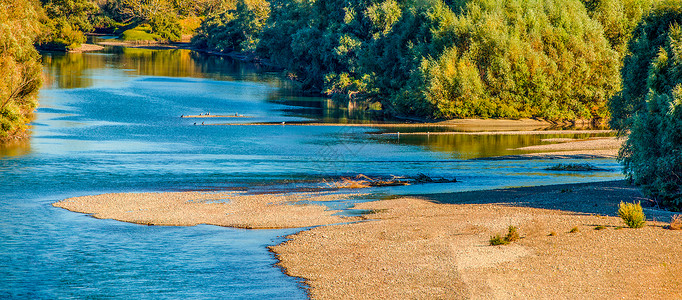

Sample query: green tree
[102,0,183,40]
[611,1,682,209]
[37,0,99,50]
[192,0,270,52]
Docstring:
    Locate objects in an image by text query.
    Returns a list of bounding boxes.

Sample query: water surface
[0,47,623,298]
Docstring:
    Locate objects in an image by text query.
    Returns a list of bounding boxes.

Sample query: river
[0,46,623,298]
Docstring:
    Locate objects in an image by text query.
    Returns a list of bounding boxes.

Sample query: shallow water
[0,47,624,298]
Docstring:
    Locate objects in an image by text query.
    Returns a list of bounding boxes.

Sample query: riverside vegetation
[0,0,43,142]
[609,1,682,210]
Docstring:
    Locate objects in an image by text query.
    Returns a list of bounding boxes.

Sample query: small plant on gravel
[594,225,606,230]
[618,201,646,228]
[489,234,508,246]
[669,215,682,230]
[569,226,580,233]
[505,226,519,242]
[490,226,520,246]
[548,231,556,236]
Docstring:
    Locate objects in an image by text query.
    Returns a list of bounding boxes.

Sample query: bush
[618,201,646,228]
[669,215,682,230]
[489,225,520,246]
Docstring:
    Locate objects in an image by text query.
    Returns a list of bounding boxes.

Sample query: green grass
[120,25,162,42]
[594,225,606,230]
[618,201,646,228]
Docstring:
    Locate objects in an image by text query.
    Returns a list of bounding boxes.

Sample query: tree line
[193,0,656,122]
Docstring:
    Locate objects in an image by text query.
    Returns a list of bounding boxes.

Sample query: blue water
[0,48,624,298]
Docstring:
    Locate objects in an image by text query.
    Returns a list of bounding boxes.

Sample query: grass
[490,226,520,246]
[594,225,606,230]
[669,215,682,230]
[548,231,556,236]
[545,163,601,171]
[618,201,646,228]
[569,226,580,233]
[120,25,162,42]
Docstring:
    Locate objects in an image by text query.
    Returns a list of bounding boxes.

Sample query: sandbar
[53,191,362,229]
[272,181,682,299]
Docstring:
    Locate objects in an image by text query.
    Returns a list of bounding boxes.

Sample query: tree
[610,0,682,209]
[0,0,43,141]
[37,0,99,50]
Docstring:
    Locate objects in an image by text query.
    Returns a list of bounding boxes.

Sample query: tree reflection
[41,47,283,89]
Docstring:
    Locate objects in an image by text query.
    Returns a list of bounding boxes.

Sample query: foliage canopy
[610,0,682,209]
[0,0,43,141]
[197,0,659,122]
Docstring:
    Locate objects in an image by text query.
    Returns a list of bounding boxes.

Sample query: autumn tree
[0,0,43,141]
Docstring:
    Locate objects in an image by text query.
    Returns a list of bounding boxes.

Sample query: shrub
[618,201,646,228]
[489,234,508,246]
[669,215,682,230]
[489,225,520,246]
[569,226,580,233]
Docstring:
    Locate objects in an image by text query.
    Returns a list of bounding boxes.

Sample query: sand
[272,181,682,299]
[68,44,104,52]
[53,191,362,229]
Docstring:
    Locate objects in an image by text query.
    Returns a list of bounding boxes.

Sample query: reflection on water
[272,97,386,123]
[0,139,31,157]
[388,133,616,159]
[42,47,281,90]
